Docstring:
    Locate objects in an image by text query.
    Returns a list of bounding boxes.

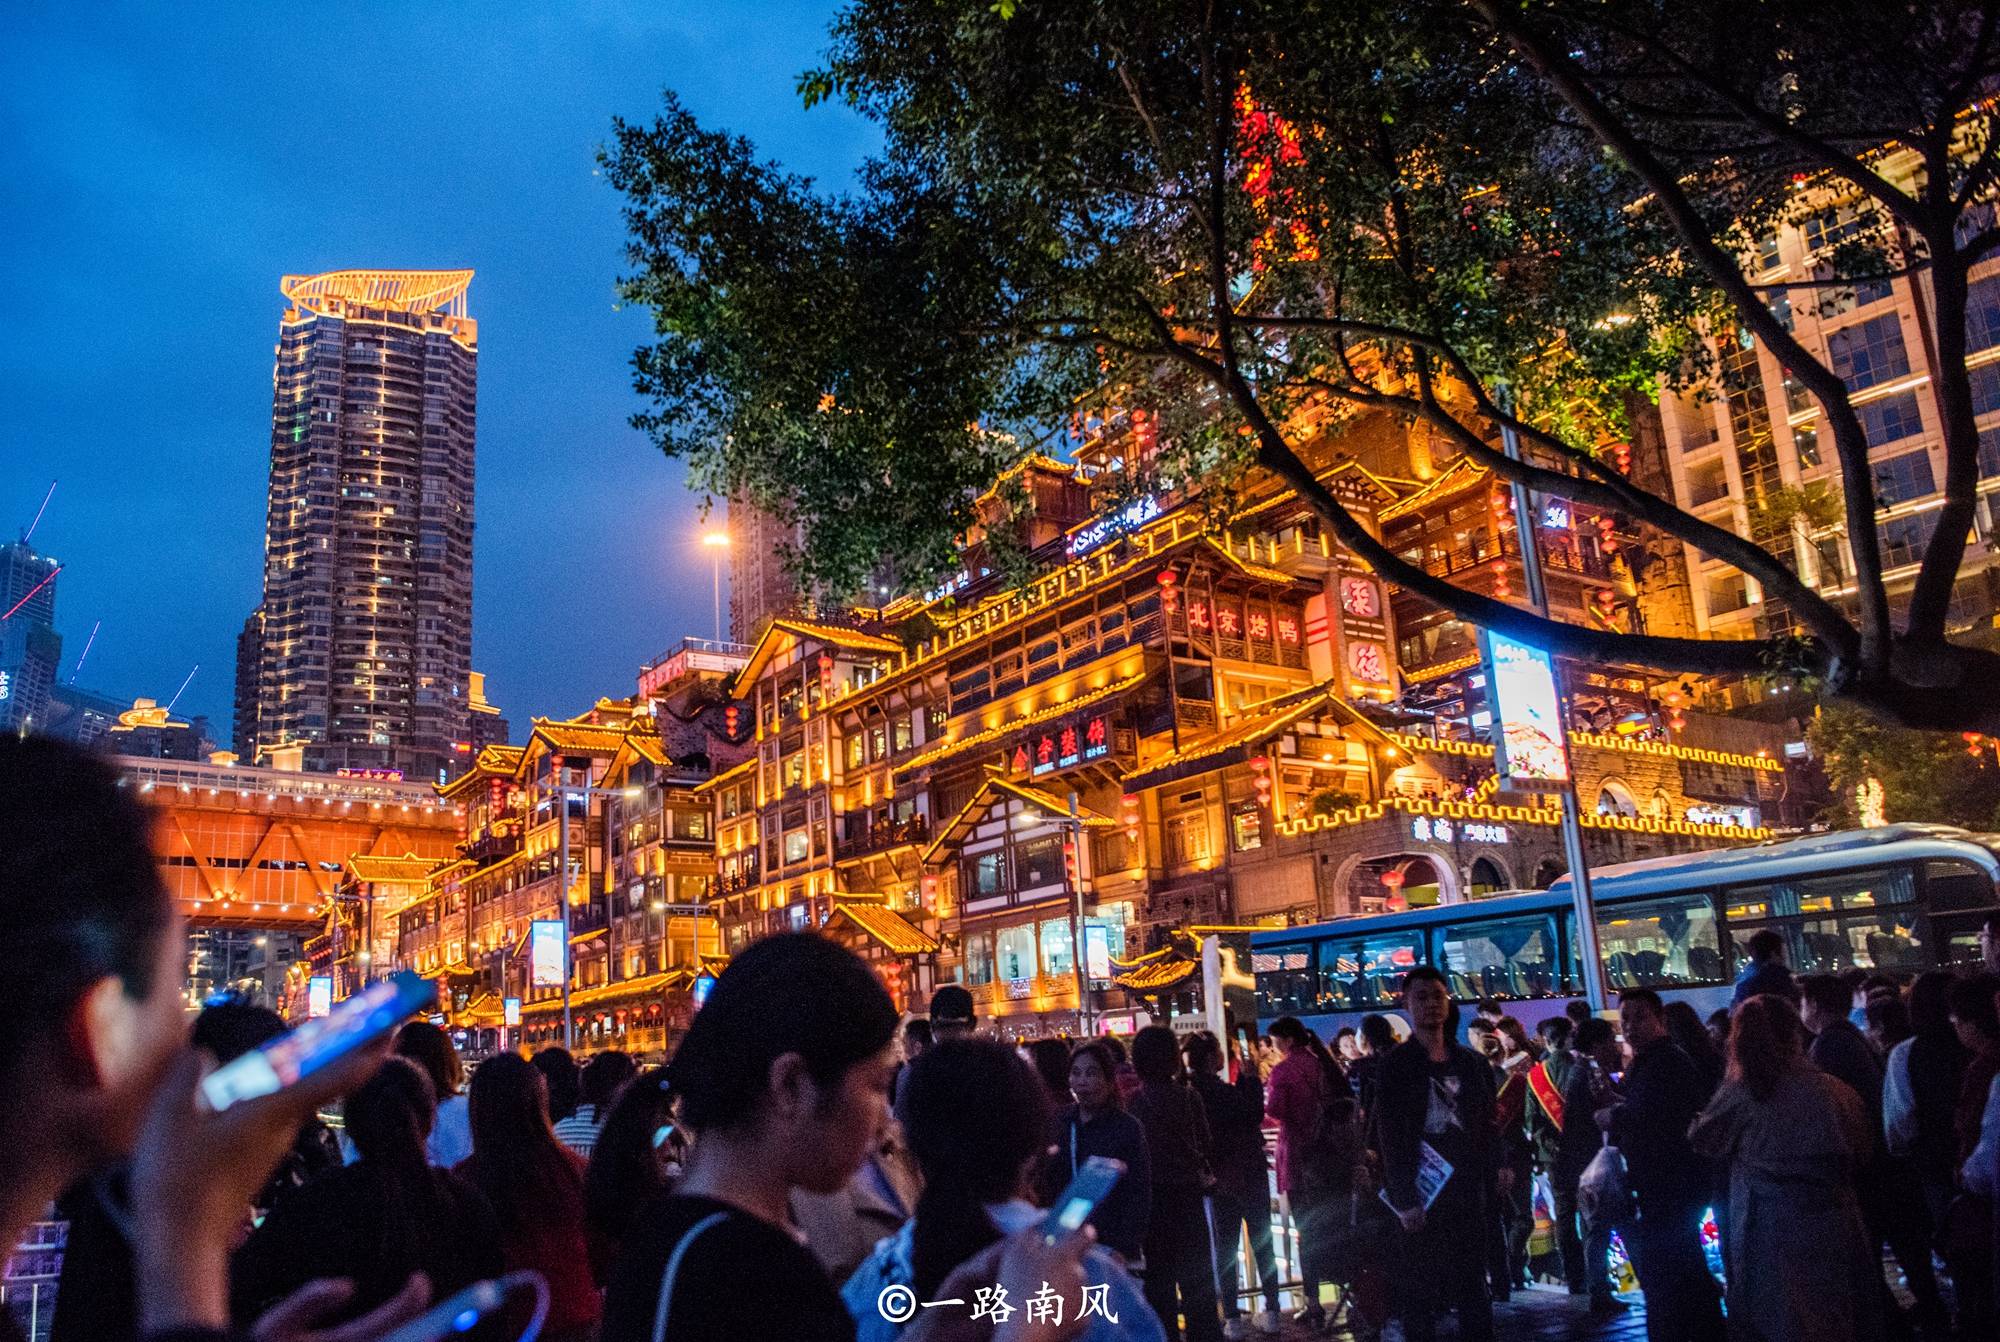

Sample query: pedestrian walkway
[1259,1284,1646,1341]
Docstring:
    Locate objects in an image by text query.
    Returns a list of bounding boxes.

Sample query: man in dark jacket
[1378,967,1497,1342]
[1557,1019,1625,1314]
[1128,1026,1222,1342]
[1184,1032,1282,1333]
[1729,929,1797,1006]
[1605,990,1722,1342]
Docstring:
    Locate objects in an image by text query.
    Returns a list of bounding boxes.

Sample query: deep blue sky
[0,2,870,733]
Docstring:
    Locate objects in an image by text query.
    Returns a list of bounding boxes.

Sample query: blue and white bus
[1251,824,2000,1036]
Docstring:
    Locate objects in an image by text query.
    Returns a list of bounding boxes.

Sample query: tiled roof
[1120,679,1400,792]
[899,668,1149,775]
[1377,458,1490,522]
[1112,957,1198,991]
[693,757,755,793]
[344,852,436,883]
[531,718,633,754]
[732,618,906,698]
[921,767,1115,865]
[833,902,940,955]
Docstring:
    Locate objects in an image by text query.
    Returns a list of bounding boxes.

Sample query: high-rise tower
[0,536,62,734]
[248,270,477,781]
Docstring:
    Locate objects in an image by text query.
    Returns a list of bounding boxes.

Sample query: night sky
[0,2,872,733]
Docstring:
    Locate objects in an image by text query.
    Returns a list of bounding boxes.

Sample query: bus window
[1796,867,1914,913]
[1933,913,1992,967]
[1318,932,1424,1009]
[1925,859,1999,912]
[1734,912,1928,975]
[1438,914,1561,1002]
[1597,894,1724,988]
[1252,944,1317,1017]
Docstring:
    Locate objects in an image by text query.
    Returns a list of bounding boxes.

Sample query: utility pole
[1066,791,1094,1039]
[1496,394,1612,1013]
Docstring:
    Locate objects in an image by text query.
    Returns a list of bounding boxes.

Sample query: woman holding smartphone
[598,934,1096,1342]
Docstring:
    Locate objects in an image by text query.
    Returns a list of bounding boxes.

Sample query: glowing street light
[700,530,729,641]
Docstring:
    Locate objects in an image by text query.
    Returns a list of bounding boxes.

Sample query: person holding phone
[599,934,1098,1342]
[0,736,432,1342]
[842,1038,1161,1342]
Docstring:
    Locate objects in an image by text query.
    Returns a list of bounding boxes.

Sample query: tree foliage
[603,0,2000,729]
[1808,703,2000,828]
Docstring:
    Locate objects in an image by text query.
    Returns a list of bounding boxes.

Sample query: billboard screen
[1084,923,1113,981]
[529,919,566,989]
[503,996,522,1027]
[306,974,333,1020]
[1485,632,1571,789]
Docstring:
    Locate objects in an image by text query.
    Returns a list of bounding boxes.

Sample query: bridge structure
[118,755,460,930]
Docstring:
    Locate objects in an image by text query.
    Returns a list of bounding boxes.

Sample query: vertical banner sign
[307,975,333,1019]
[1484,632,1571,790]
[503,997,522,1027]
[529,919,566,989]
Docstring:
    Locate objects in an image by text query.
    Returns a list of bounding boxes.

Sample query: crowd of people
[13,731,2000,1342]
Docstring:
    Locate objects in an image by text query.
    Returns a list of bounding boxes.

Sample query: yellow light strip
[1272,793,1771,841]
[1385,730,1783,773]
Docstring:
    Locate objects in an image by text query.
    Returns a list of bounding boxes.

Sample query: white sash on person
[649,1210,729,1342]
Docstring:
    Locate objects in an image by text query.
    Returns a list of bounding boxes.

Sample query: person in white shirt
[395,1020,472,1167]
[554,1050,636,1157]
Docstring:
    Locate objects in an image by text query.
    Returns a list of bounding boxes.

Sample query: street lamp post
[554,779,642,1051]
[701,530,730,642]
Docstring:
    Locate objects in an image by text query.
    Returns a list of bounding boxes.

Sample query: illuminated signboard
[307,975,333,1019]
[692,969,718,1009]
[529,919,566,989]
[1485,632,1571,790]
[1686,802,1757,828]
[1016,714,1114,777]
[1542,500,1571,530]
[335,767,405,781]
[1413,818,1508,844]
[503,996,522,1026]
[1084,923,1113,981]
[1065,496,1161,557]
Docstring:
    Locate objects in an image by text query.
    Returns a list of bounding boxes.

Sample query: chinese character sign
[1486,633,1571,789]
[529,918,567,989]
[1348,641,1388,685]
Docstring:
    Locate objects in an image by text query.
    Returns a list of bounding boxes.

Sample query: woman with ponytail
[231,1056,503,1326]
[844,1038,1162,1342]
[1263,1017,1352,1330]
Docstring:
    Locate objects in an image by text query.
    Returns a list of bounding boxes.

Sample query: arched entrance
[1468,855,1511,896]
[1351,853,1454,910]
[1531,856,1566,889]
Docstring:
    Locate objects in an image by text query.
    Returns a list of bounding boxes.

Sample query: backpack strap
[649,1210,730,1342]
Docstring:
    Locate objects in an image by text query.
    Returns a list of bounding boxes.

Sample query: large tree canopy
[602,0,2000,730]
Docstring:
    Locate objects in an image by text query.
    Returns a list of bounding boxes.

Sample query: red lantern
[817,652,835,697]
[1379,865,1407,912]
[1251,755,1273,809]
[1063,838,1081,887]
[1157,567,1180,615]
[1121,793,1142,842]
[724,704,741,736]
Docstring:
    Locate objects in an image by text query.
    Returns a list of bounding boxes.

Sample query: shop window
[966,850,1008,899]
[964,933,994,985]
[996,924,1037,981]
[1165,812,1213,867]
[1229,801,1264,852]
[1039,919,1076,978]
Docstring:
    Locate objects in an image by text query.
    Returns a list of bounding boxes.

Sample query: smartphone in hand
[201,970,435,1111]
[1043,1155,1125,1239]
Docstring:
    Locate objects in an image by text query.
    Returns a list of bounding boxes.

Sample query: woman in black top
[230,1058,503,1326]
[1045,1040,1152,1262]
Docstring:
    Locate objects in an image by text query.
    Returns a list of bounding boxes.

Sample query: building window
[966,851,1008,899]
[1164,812,1213,867]
[1975,364,2000,417]
[1706,573,1751,617]
[1858,391,1924,449]
[1825,314,1909,392]
[782,829,809,864]
[845,735,864,770]
[996,924,1037,981]
[1873,451,1936,505]
[893,716,913,753]
[964,932,994,985]
[1792,425,1821,469]
[1015,835,1064,890]
[1229,801,1264,852]
[1684,459,1730,507]
[1980,426,2000,478]
[1969,274,2000,352]
[1881,512,1939,568]
[1039,919,1076,978]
